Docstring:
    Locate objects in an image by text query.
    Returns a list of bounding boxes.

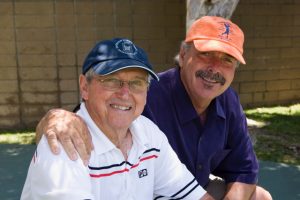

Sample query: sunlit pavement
[0,144,299,200]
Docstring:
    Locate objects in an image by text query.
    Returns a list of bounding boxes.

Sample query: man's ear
[178,46,186,68]
[79,74,89,101]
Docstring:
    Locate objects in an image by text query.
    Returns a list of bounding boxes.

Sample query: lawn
[0,130,35,145]
[1,104,299,165]
[245,104,300,165]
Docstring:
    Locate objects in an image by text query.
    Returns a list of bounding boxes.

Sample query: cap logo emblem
[219,22,232,41]
[115,39,137,55]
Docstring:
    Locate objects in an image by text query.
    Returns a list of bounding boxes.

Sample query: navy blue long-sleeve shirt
[142,67,258,187]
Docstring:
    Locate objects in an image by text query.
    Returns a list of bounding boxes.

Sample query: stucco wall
[0,0,299,130]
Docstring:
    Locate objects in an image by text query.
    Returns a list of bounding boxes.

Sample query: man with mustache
[37,16,272,199]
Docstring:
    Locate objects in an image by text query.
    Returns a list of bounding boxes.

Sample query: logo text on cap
[115,39,137,55]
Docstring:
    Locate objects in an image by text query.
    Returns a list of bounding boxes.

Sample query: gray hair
[173,41,192,66]
[84,68,97,83]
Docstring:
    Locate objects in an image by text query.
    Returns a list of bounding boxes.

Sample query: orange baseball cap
[185,16,246,64]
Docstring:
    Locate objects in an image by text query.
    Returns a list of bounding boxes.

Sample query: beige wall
[0,0,299,130]
[232,0,300,108]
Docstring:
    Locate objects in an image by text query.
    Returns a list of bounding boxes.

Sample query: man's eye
[197,52,212,60]
[130,80,143,86]
[105,78,119,83]
[224,56,237,65]
[223,57,234,63]
[199,52,210,56]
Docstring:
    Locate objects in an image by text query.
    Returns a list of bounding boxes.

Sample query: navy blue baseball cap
[82,38,159,81]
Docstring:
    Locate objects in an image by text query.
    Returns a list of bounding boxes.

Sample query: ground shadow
[0,144,35,200]
[259,160,300,200]
[1,144,300,200]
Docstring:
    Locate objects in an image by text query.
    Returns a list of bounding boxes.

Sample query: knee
[253,186,272,200]
[261,190,272,200]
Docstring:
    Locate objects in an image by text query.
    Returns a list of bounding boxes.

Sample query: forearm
[223,182,256,200]
[200,192,215,200]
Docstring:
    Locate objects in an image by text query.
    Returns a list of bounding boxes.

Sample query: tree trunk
[186,0,240,30]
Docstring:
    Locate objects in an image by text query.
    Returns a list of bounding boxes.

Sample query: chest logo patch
[138,169,148,178]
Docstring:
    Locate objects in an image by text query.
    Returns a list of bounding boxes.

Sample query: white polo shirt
[21,103,206,200]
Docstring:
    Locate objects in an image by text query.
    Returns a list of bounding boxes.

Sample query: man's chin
[194,89,219,101]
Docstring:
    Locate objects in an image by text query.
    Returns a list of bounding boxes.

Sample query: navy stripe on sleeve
[154,178,200,200]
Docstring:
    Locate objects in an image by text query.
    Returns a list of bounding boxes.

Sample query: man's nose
[208,56,223,70]
[117,82,131,98]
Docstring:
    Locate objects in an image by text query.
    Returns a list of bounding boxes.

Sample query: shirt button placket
[197,164,202,171]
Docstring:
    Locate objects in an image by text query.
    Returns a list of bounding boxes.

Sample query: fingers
[72,134,89,165]
[79,116,94,150]
[54,113,80,161]
[71,116,92,165]
[39,109,65,153]
[39,109,79,160]
[36,109,54,144]
[54,112,92,164]
[86,127,94,152]
[36,108,93,165]
[59,131,79,161]
[45,129,61,155]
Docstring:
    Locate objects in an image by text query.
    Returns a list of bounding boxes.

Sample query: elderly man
[36,17,272,199]
[21,38,212,200]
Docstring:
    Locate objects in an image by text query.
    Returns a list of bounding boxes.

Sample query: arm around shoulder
[35,108,93,163]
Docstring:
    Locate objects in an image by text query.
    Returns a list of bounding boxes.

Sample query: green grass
[0,130,35,145]
[1,104,299,165]
[245,104,300,165]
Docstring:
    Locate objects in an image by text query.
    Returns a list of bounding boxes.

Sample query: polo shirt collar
[77,103,149,156]
[172,68,199,124]
[129,118,149,148]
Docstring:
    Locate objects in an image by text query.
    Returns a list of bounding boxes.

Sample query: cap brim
[193,39,246,64]
[92,59,159,81]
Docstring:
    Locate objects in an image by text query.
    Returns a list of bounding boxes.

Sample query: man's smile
[110,104,132,111]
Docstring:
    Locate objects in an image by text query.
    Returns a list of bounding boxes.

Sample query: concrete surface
[0,144,299,200]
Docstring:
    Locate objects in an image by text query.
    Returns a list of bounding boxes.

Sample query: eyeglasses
[95,77,149,93]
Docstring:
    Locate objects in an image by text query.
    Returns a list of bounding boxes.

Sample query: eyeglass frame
[94,76,150,93]
[84,68,151,94]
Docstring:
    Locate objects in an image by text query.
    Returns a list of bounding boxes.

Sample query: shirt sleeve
[213,103,259,184]
[21,136,94,200]
[152,126,206,199]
